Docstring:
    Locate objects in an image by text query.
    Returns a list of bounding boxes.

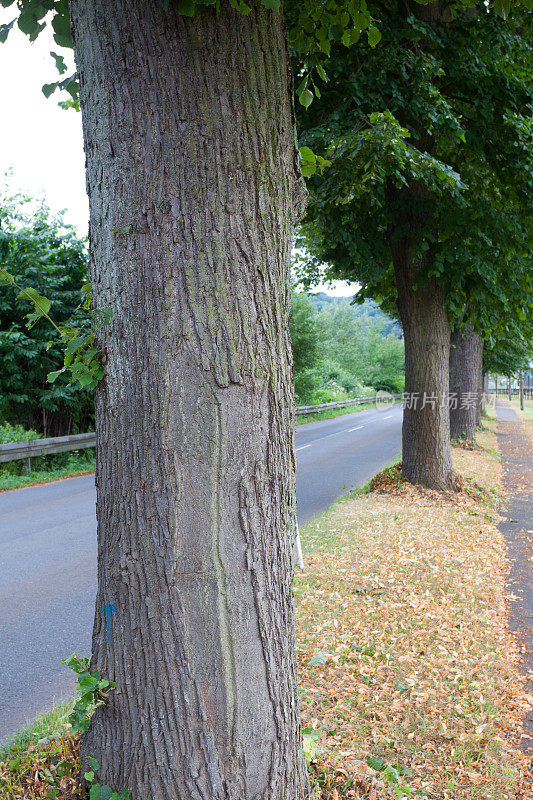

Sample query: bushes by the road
[0,189,94,438]
[0,185,403,435]
[0,421,95,490]
[290,290,404,405]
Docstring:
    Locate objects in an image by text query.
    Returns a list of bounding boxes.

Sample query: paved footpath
[496,402,533,753]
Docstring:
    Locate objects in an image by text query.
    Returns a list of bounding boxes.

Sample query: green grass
[0,702,72,762]
[296,401,378,425]
[507,396,533,422]
[0,451,95,491]
[298,454,402,556]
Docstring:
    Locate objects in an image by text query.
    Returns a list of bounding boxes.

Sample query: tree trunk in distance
[480,371,488,423]
[387,0,455,491]
[476,342,484,428]
[520,372,524,410]
[70,2,308,799]
[393,247,455,489]
[449,324,483,441]
[509,377,512,400]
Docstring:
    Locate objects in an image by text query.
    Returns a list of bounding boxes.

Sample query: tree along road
[0,404,402,740]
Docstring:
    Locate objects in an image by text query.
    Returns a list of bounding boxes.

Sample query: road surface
[0,403,402,740]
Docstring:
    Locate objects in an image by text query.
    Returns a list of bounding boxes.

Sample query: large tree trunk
[393,245,455,490]
[387,0,455,491]
[70,2,308,799]
[449,324,483,441]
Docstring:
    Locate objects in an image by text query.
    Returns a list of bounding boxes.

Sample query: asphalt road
[0,403,402,741]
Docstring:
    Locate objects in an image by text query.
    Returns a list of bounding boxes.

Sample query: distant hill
[309,293,402,337]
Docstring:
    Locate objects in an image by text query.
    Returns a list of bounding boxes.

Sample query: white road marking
[295,405,401,448]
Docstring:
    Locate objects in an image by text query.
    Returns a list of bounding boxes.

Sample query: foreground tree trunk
[392,244,455,489]
[70,2,308,798]
[449,324,483,441]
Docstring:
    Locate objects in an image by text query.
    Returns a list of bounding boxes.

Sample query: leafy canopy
[1,0,527,119]
[295,0,533,342]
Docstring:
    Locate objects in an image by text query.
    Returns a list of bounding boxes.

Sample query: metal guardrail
[295,394,402,415]
[494,388,533,398]
[0,432,96,471]
[0,394,401,469]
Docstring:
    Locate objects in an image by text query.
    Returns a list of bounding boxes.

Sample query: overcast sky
[0,13,354,296]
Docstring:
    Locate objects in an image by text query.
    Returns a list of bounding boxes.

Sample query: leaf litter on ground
[297,420,532,799]
[1,420,531,799]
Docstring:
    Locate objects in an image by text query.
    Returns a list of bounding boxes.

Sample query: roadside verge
[297,419,532,799]
[1,419,531,800]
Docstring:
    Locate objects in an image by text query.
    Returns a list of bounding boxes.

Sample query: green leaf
[78,675,100,691]
[84,772,95,783]
[260,0,280,8]
[366,755,387,772]
[298,88,314,109]
[393,681,409,692]
[299,146,316,164]
[43,83,58,99]
[296,75,308,96]
[47,369,65,383]
[88,755,101,772]
[50,50,68,75]
[0,18,15,43]
[354,10,371,29]
[177,0,196,15]
[90,786,111,800]
[398,763,414,777]
[302,730,320,766]
[17,286,52,316]
[17,13,45,40]
[307,653,328,666]
[51,13,73,48]
[0,270,15,286]
[78,373,97,387]
[367,26,381,46]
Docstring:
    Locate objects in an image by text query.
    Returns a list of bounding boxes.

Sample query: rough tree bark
[449,324,483,441]
[477,366,488,426]
[385,0,455,491]
[69,2,308,799]
[392,242,455,489]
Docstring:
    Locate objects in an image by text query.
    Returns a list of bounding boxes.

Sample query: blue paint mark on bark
[103,603,116,644]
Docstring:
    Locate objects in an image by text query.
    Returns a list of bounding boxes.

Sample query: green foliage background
[0,189,93,436]
[290,290,404,404]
